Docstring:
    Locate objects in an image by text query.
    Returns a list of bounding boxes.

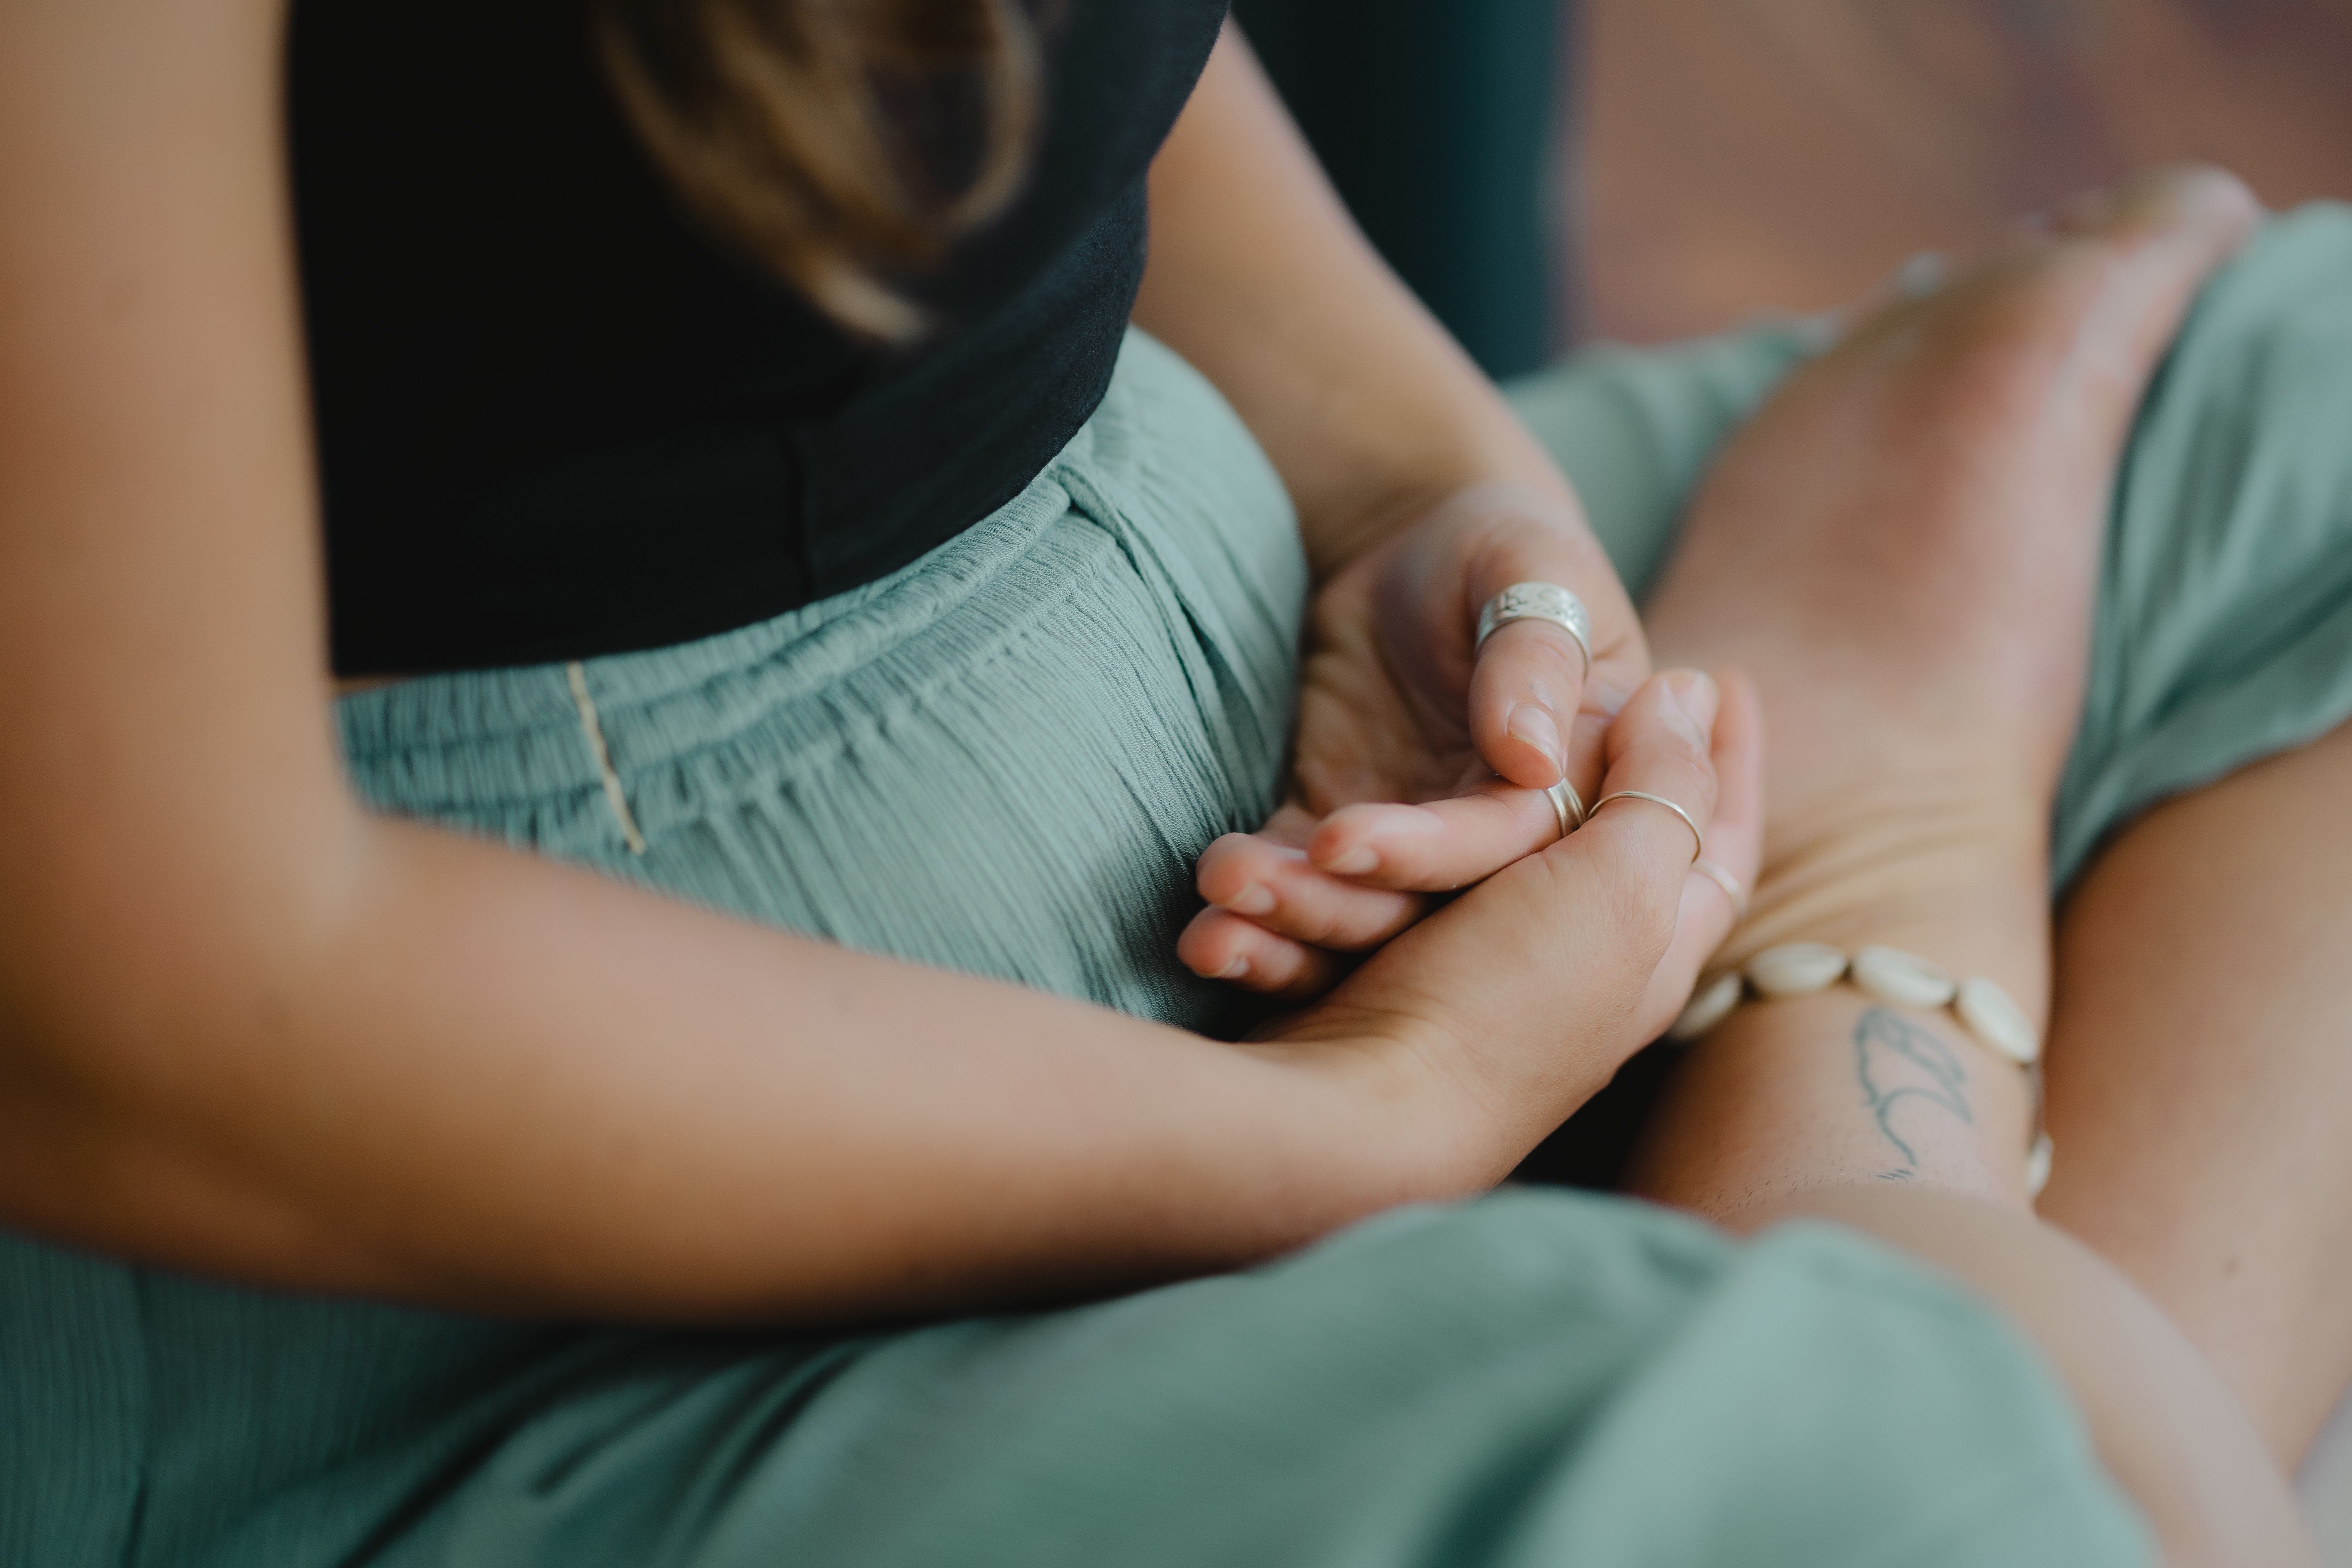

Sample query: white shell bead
[1746,942,1849,998]
[1849,946,1957,1009]
[2026,1132,2055,1198]
[1667,971,1744,1042]
[1956,976,2041,1064]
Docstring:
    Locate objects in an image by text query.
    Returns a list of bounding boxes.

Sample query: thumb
[1631,669,1762,1040]
[1281,670,1732,1149]
[1454,494,1648,797]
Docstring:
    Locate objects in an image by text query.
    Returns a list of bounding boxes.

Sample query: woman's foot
[1642,166,2261,1000]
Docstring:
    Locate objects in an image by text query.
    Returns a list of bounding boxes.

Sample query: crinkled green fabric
[15,201,2352,1565]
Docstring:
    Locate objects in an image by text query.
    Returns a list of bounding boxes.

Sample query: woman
[0,0,2337,1561]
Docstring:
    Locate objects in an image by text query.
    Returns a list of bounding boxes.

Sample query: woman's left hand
[1180,481,1658,1000]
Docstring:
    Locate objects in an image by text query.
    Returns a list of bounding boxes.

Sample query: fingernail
[1219,956,1249,981]
[1507,703,1565,775]
[1321,846,1378,877]
[1661,670,1719,743]
[1220,883,1275,917]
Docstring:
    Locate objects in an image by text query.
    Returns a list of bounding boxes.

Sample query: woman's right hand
[1258,668,1764,1187]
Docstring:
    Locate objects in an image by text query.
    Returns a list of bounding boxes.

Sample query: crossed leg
[1616,167,2352,1464]
[2041,721,2352,1466]
[1624,167,2259,1208]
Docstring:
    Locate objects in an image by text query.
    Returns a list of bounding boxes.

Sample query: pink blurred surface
[1582,0,2352,341]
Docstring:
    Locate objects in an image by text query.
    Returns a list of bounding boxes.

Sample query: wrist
[1247,999,1592,1197]
[1299,442,1578,582]
[1243,1011,1500,1197]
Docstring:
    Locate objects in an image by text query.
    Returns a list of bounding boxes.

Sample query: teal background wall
[1231,0,1577,378]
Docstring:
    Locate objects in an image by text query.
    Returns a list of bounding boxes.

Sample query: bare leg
[1603,161,2352,1463]
[2036,720,2352,1466]
[1619,168,2259,1210]
[1592,171,2328,1557]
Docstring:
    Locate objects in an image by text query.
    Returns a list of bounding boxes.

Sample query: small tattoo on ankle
[1854,1007,1973,1170]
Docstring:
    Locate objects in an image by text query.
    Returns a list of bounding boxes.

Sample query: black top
[288,0,1229,676]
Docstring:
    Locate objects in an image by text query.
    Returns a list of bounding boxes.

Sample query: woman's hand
[1180,482,1653,1000]
[1255,667,1764,1182]
[1134,31,1666,1001]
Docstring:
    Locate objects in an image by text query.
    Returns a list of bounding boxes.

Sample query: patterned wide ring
[1474,583,1592,682]
[1590,789,1704,865]
[1543,777,1588,842]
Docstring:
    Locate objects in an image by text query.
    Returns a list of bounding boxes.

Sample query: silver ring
[1590,789,1703,864]
[1691,856,1748,919]
[1475,583,1592,682]
[1543,777,1587,842]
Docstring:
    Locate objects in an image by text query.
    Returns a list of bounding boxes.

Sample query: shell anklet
[1668,943,2054,1197]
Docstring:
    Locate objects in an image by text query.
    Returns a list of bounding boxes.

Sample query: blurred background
[1235,0,2352,369]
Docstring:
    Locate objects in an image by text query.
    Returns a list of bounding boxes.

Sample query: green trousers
[9,204,2352,1567]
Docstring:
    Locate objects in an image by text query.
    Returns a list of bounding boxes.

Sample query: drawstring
[566,661,648,857]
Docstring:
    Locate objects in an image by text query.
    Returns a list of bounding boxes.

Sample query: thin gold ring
[1691,856,1748,918]
[1590,789,1703,864]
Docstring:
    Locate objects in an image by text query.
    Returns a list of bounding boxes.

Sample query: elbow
[0,786,379,1228]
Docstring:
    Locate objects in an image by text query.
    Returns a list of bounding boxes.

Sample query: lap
[392,1194,2145,1568]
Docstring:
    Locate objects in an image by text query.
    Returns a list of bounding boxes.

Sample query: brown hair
[592,0,1043,341]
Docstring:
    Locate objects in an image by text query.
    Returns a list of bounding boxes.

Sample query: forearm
[3,666,1739,1321]
[2,811,1441,1321]
[1133,23,1575,577]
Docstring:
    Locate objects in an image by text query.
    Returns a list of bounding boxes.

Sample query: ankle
[1719,793,2053,1020]
[1628,989,2040,1214]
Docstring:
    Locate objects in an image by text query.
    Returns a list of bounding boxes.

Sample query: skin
[1205,160,2320,1561]
[1146,32,1680,999]
[1606,166,2348,1482]
[1601,173,2324,1560]
[2040,717,2352,1468]
[0,5,2303,1559]
[1616,171,2265,1214]
[0,5,1742,1320]
[1729,1186,2314,1568]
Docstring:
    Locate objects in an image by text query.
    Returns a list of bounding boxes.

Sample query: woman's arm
[1131,25,1573,580]
[1139,28,1672,996]
[0,0,1738,1321]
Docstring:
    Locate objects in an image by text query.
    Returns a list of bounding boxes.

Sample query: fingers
[1247,670,1745,1146]
[1182,775,1577,1004]
[1570,668,1723,885]
[1179,808,1433,1001]
[1192,827,1432,951]
[1702,668,1764,891]
[1452,488,1646,795]
[1469,619,1597,787]
[1303,782,1564,892]
[1175,906,1350,1003]
[1190,670,1755,1013]
[1632,671,1763,1038]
